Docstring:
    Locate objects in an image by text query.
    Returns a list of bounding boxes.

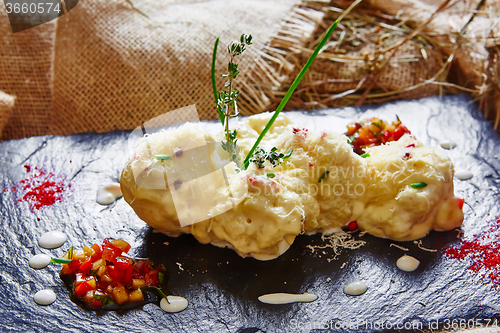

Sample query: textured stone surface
[0,95,499,332]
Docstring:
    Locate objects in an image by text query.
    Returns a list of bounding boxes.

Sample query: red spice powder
[443,217,500,286]
[13,165,70,210]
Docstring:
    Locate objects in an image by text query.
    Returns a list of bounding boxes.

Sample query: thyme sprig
[211,34,253,164]
[250,147,293,169]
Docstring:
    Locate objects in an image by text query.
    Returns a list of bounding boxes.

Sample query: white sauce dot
[34,290,56,305]
[440,141,457,150]
[38,231,67,249]
[258,292,318,304]
[344,281,367,296]
[29,254,51,269]
[397,255,420,272]
[160,296,188,313]
[96,183,122,205]
[455,170,473,180]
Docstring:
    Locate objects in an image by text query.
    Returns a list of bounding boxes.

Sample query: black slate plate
[1,95,499,333]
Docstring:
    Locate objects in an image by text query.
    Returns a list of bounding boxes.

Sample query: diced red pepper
[383,130,393,142]
[393,125,411,141]
[69,259,82,271]
[115,257,131,271]
[102,243,122,263]
[78,256,93,274]
[74,281,93,297]
[124,265,133,285]
[107,265,123,283]
[457,197,465,210]
[393,127,404,141]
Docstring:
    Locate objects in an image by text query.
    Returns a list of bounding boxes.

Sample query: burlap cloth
[0,0,298,140]
[1,0,499,140]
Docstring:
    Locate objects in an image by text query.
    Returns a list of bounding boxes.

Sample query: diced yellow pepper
[112,285,129,305]
[132,279,146,288]
[128,289,143,302]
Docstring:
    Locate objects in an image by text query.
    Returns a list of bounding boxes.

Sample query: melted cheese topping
[120,113,464,260]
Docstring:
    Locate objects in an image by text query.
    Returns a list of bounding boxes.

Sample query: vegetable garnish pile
[345,116,411,154]
[55,238,168,310]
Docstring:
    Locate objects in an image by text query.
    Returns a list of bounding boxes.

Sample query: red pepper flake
[12,165,70,210]
[347,221,358,231]
[292,127,308,139]
[405,143,415,148]
[174,147,183,158]
[444,217,500,287]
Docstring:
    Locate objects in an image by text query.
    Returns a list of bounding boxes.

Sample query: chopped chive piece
[266,173,275,178]
[242,20,338,170]
[141,286,168,301]
[283,149,293,159]
[410,182,427,189]
[154,154,172,160]
[360,153,370,158]
[158,272,164,284]
[68,246,73,260]
[211,38,225,125]
[50,258,73,264]
[318,171,329,183]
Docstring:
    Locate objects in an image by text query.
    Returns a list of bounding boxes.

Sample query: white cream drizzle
[29,254,51,269]
[34,290,56,305]
[38,231,67,249]
[455,170,473,180]
[160,296,188,312]
[344,281,367,296]
[96,183,122,205]
[396,255,420,272]
[440,141,456,150]
[258,292,318,304]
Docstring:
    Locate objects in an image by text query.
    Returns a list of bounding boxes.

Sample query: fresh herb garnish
[211,34,253,164]
[241,20,338,169]
[318,171,329,183]
[141,285,168,300]
[154,154,172,161]
[410,182,427,189]
[249,147,293,169]
[267,173,275,178]
[158,272,164,284]
[93,294,113,306]
[68,246,73,260]
[50,258,73,264]
[360,152,370,158]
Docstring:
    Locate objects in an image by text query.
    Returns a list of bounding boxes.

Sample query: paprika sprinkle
[13,165,70,210]
[443,217,500,287]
